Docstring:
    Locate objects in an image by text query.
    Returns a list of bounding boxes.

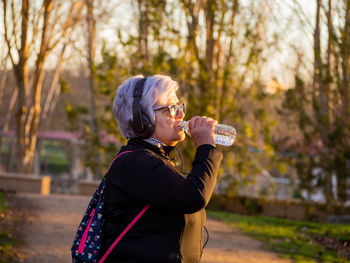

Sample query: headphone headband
[132,77,147,133]
[130,77,154,138]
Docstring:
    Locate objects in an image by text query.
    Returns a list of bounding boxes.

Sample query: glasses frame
[154,102,185,117]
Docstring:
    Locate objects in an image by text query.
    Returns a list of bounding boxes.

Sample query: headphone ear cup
[130,113,154,139]
[139,113,154,138]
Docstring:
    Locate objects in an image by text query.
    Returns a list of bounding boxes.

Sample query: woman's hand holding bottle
[181,118,237,146]
[187,116,218,148]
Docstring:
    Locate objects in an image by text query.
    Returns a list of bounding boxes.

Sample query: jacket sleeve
[108,144,223,214]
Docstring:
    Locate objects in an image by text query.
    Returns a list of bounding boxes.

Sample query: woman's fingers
[188,116,217,148]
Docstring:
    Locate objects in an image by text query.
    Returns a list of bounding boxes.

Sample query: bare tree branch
[28,3,45,59]
[2,0,16,66]
[284,0,314,34]
[19,0,29,65]
[41,42,67,122]
[10,0,19,52]
[46,1,84,53]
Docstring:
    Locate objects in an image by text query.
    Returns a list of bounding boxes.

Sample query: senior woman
[102,74,223,263]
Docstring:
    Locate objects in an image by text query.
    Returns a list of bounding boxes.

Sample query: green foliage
[0,193,21,263]
[207,210,350,263]
[65,101,89,132]
[60,78,69,94]
[0,193,5,212]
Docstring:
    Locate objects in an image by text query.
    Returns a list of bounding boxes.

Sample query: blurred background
[0,0,349,206]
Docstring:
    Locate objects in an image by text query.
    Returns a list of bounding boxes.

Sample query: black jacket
[102,138,222,263]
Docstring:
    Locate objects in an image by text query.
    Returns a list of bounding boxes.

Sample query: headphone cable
[173,145,184,173]
[203,225,209,248]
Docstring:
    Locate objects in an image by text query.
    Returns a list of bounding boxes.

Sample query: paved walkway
[13,193,292,263]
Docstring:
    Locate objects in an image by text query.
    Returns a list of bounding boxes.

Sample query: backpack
[71,150,150,263]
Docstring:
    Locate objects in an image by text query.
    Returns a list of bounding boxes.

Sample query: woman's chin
[168,134,185,146]
[179,133,186,141]
[176,131,185,141]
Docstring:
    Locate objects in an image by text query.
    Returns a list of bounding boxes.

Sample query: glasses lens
[169,104,177,117]
[180,102,185,113]
[166,102,185,117]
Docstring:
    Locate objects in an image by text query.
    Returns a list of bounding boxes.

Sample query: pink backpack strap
[99,150,150,263]
[98,204,150,263]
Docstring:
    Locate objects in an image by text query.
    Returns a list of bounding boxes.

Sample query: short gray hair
[113,74,179,138]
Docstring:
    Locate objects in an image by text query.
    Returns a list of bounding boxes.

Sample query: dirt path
[14,193,292,263]
[201,219,292,263]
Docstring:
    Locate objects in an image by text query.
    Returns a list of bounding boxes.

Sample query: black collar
[127,137,175,158]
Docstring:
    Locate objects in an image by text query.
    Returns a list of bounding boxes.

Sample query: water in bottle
[180,120,236,146]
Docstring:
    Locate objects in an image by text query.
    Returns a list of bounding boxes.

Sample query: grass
[207,210,350,263]
[0,192,21,263]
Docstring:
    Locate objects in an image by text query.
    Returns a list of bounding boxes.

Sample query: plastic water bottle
[180,121,236,146]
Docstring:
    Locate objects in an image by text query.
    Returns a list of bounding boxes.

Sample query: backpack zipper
[78,208,95,254]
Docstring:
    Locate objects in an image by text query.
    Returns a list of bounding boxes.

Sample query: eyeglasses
[154,102,185,117]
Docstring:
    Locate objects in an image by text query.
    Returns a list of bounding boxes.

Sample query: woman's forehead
[156,89,178,105]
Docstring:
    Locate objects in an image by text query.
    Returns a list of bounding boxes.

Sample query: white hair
[113,74,179,138]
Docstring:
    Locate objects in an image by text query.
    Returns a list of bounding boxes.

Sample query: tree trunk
[220,0,238,120]
[336,0,350,202]
[21,0,53,173]
[313,0,333,203]
[41,43,67,129]
[204,0,217,118]
[335,154,348,203]
[313,0,322,108]
[86,0,102,177]
[13,0,30,173]
[341,0,350,118]
[137,0,149,61]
